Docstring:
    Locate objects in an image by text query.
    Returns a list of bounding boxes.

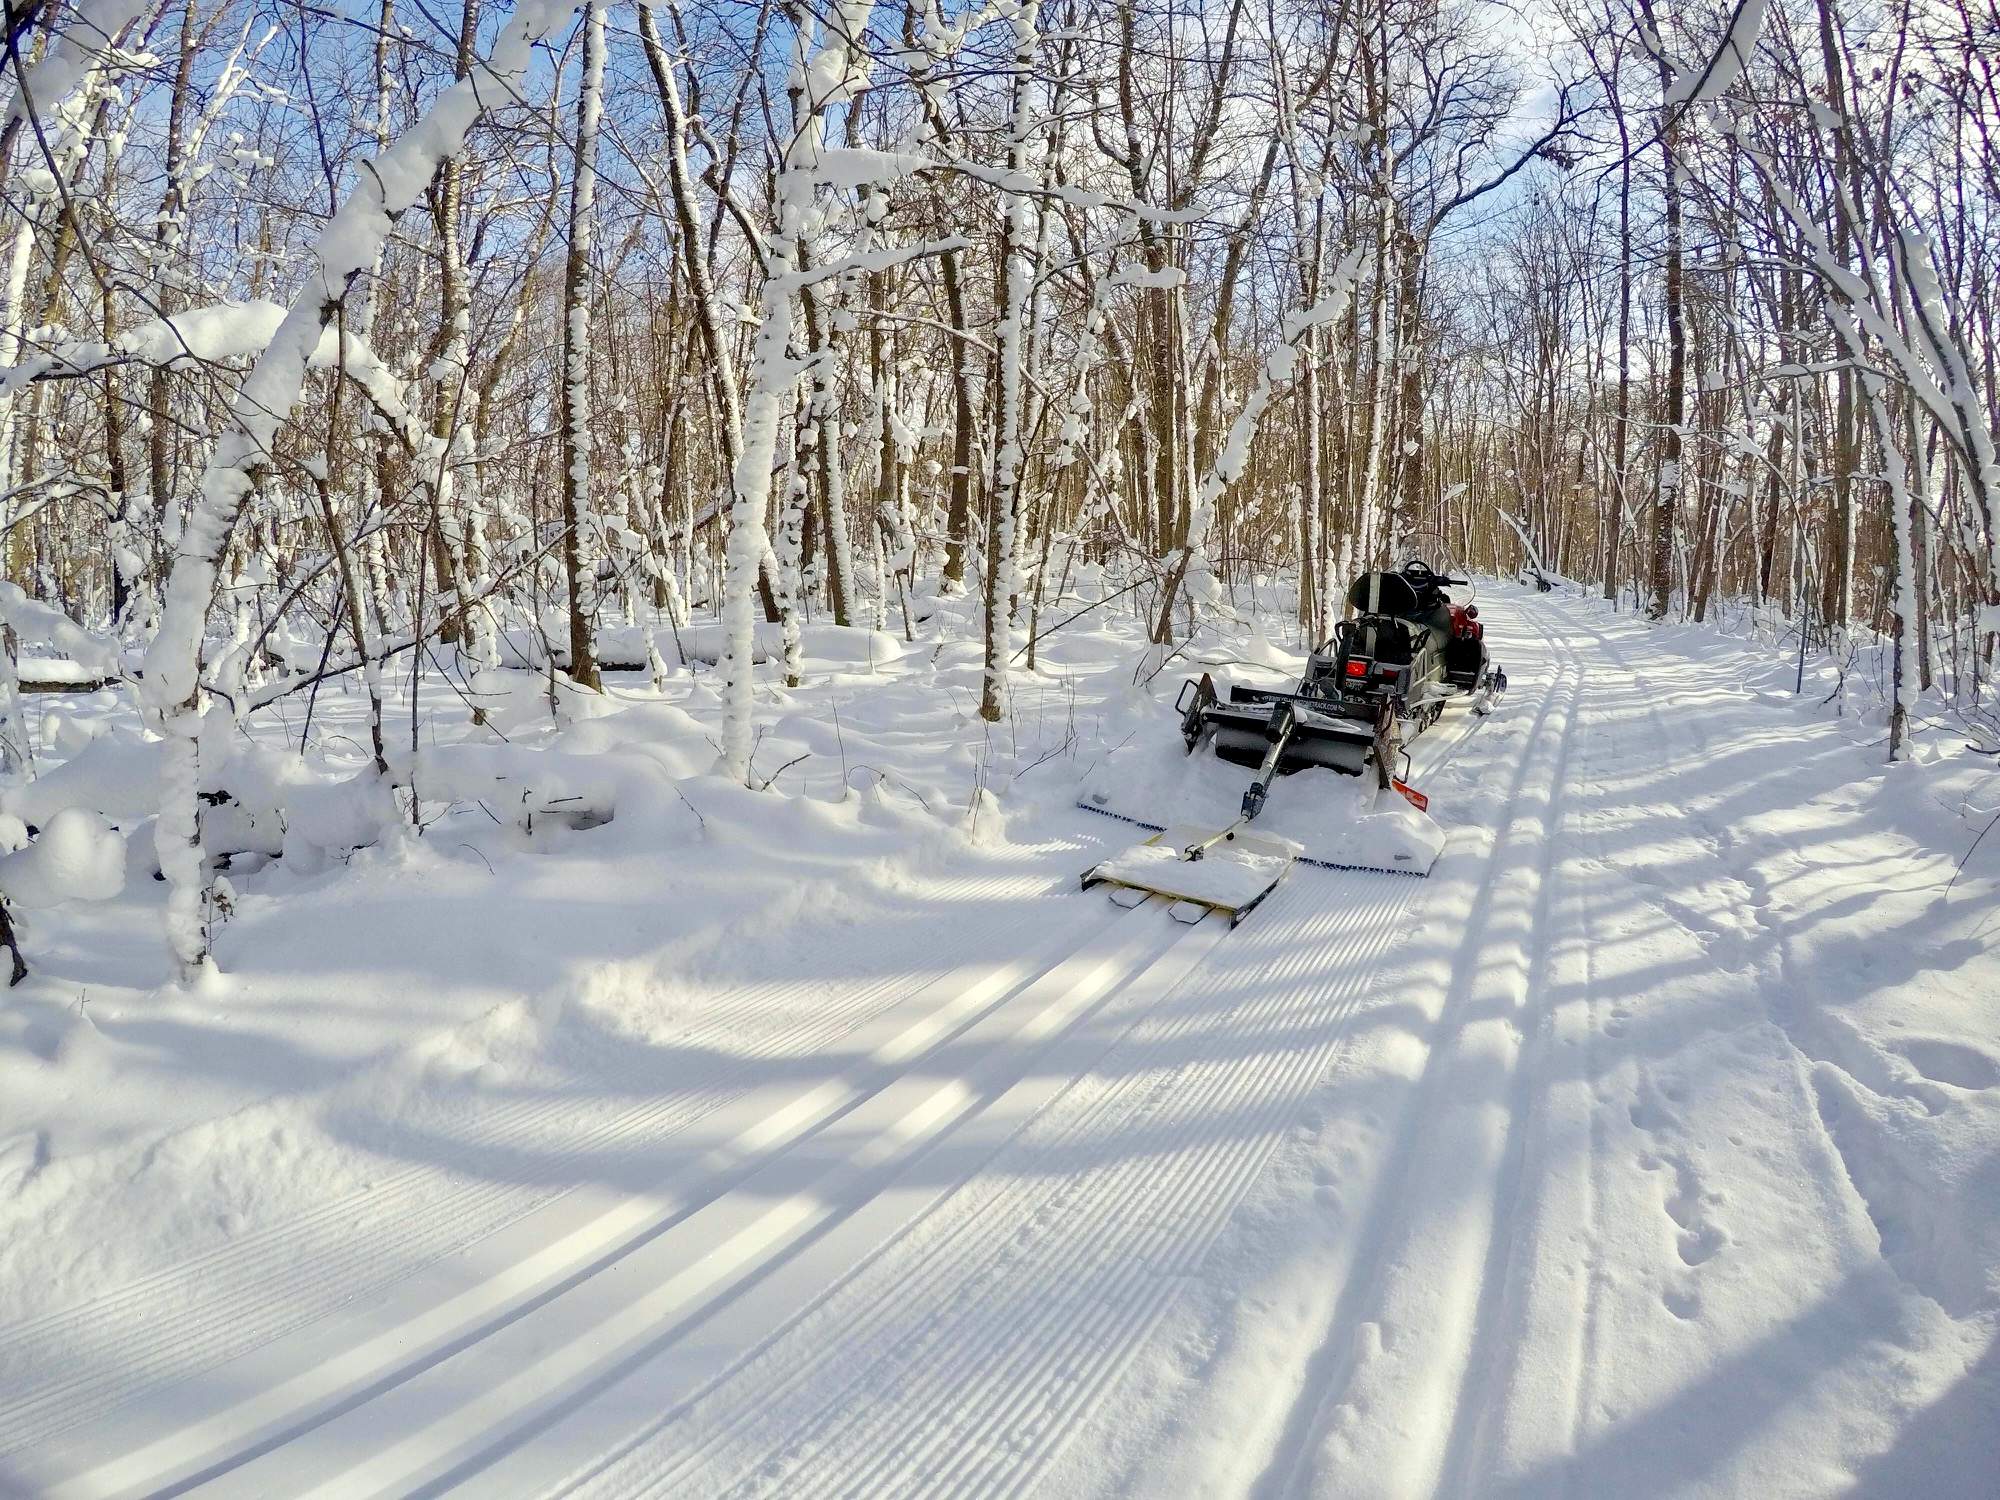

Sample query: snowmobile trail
[1242,603,1585,1500]
[183,907,1217,1500]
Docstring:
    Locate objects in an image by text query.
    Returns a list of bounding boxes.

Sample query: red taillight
[1345,659,1368,677]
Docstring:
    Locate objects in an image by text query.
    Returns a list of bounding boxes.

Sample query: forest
[1,0,1996,966]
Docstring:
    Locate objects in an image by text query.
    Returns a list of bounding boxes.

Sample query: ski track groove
[1250,598,1581,1500]
[1433,611,1587,1496]
[610,875,1419,1500]
[0,868,1050,1459]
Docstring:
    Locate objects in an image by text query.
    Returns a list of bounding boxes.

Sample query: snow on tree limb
[0,300,292,391]
[0,300,431,449]
[1663,0,1768,109]
[0,582,121,678]
[2,0,153,129]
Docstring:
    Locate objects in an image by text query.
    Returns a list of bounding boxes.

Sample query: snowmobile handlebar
[1400,558,1469,588]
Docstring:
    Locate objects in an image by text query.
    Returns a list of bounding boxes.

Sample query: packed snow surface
[0,584,1995,1498]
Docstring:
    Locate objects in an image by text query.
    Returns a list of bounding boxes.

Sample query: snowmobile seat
[1346,569,1424,618]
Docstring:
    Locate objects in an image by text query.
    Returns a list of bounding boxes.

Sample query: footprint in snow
[1653,1152,1730,1279]
[1628,1093,1677,1134]
[1662,1285,1703,1321]
[1889,1037,2000,1093]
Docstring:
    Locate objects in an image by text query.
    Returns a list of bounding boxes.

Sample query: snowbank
[1,730,166,828]
[0,809,125,907]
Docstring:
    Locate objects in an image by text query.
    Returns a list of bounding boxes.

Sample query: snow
[498,619,904,672]
[1110,264,1187,290]
[0,726,163,827]
[0,584,121,679]
[810,146,930,190]
[0,584,1995,1497]
[0,807,124,907]
[1665,0,1770,109]
[2,0,153,130]
[0,300,284,394]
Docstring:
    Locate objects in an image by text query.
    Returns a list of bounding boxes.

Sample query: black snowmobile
[1077,560,1503,917]
[1177,558,1505,816]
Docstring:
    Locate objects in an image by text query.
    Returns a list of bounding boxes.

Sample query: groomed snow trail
[1,875,1159,1496]
[0,869,1045,1457]
[0,592,1572,1499]
[6,585,1989,1498]
[566,871,1423,1500]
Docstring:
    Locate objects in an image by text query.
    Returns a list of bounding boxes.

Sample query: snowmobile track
[1252,602,1584,1499]
[519,901,1247,1500]
[1432,620,1587,1495]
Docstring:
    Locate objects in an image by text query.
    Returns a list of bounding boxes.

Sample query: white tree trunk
[558,0,607,691]
[980,0,1039,724]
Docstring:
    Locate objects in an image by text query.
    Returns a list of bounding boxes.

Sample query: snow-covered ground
[1,582,1995,1497]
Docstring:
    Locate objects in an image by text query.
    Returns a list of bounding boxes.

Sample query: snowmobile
[1080,559,1504,920]
[1179,558,1504,805]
